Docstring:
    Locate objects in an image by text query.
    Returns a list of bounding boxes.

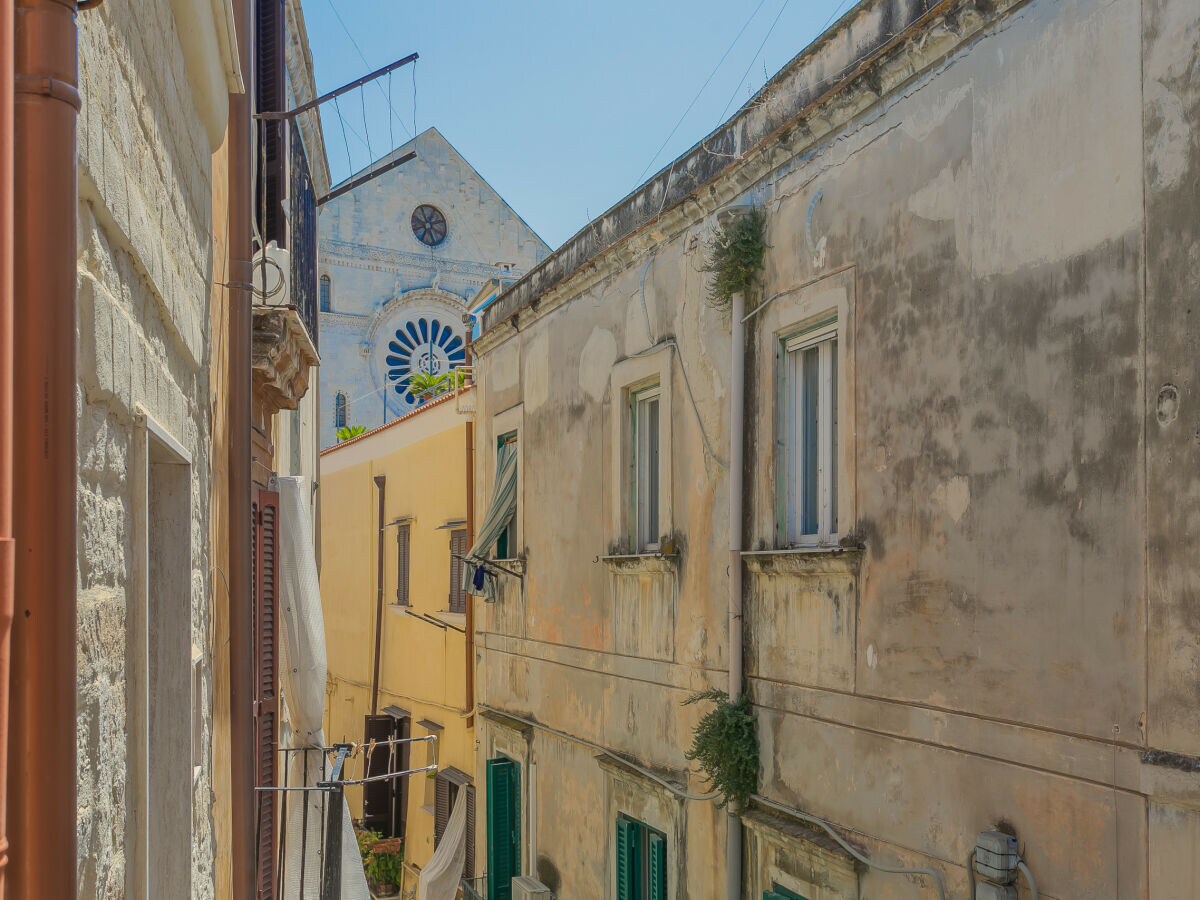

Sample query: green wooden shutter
[616,818,640,900]
[765,886,807,900]
[648,830,666,900]
[486,758,520,900]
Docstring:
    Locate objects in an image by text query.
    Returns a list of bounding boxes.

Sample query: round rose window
[411,204,447,246]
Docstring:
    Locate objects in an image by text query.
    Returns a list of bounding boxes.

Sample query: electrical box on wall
[511,876,552,900]
[974,831,1020,883]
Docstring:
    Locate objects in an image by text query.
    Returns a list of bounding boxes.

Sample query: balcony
[252,243,319,418]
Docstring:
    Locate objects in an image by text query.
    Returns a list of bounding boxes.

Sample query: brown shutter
[464,783,476,878]
[255,0,287,247]
[396,523,411,606]
[434,773,450,847]
[448,528,467,614]
[362,714,395,833]
[253,488,281,899]
[392,714,411,840]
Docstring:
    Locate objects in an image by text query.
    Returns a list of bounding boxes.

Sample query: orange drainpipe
[227,0,255,896]
[0,0,14,893]
[10,1,80,898]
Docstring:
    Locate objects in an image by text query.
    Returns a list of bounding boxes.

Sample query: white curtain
[278,475,371,900]
[417,788,468,900]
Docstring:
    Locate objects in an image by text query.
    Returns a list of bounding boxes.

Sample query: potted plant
[406,370,449,401]
[365,837,403,897]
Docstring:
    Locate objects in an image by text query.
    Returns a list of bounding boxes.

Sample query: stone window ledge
[742,546,863,576]
[598,552,680,576]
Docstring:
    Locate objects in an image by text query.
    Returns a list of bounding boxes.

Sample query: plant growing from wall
[702,207,767,310]
[336,424,367,442]
[683,688,759,810]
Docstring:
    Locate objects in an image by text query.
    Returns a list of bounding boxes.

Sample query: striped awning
[462,438,518,599]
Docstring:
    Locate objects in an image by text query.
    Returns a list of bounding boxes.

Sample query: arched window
[334,392,348,429]
[320,274,332,312]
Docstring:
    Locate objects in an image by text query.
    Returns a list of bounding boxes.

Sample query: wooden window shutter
[391,714,411,840]
[362,714,395,833]
[486,758,520,900]
[464,783,476,878]
[254,0,287,247]
[434,772,450,847]
[396,523,411,606]
[648,831,666,900]
[253,488,281,899]
[616,818,640,900]
[765,887,807,900]
[448,528,467,613]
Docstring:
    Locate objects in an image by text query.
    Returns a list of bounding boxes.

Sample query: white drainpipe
[727,289,746,900]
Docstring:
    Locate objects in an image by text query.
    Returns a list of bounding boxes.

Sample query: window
[495,433,518,560]
[362,710,411,839]
[616,815,666,900]
[448,527,467,613]
[631,386,662,551]
[486,756,521,900]
[334,391,348,429]
[319,274,331,311]
[412,204,448,246]
[764,886,807,900]
[784,320,838,545]
[395,523,411,606]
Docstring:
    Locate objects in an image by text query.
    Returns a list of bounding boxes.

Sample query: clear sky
[301,0,857,249]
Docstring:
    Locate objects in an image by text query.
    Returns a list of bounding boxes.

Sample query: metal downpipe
[727,290,746,900]
[10,1,79,898]
[0,0,14,892]
[227,0,255,895]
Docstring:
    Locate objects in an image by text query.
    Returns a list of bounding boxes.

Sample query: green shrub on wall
[703,207,767,310]
[684,688,759,810]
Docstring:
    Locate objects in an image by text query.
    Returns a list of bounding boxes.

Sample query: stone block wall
[75,2,216,897]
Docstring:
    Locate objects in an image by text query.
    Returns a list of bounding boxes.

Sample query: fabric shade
[463,438,518,600]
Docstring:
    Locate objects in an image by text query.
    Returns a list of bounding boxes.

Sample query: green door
[486,757,521,900]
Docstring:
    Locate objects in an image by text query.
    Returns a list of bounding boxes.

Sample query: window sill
[597,552,680,576]
[742,546,863,576]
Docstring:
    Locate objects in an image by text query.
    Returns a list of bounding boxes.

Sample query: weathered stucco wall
[473,0,1200,896]
[76,2,220,896]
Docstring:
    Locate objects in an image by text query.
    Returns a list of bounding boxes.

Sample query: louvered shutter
[396,523,411,606]
[255,0,287,247]
[648,831,666,900]
[392,714,410,839]
[464,784,476,878]
[434,773,450,846]
[253,488,281,899]
[765,887,806,900]
[616,818,640,900]
[448,528,467,613]
[486,758,520,900]
[362,715,395,833]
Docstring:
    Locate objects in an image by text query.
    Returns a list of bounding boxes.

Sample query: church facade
[317,128,549,446]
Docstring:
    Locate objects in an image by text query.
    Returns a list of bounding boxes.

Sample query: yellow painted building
[319,388,478,884]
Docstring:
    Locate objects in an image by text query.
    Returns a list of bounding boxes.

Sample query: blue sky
[302,0,857,249]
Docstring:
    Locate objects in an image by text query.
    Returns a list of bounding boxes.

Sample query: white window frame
[631,384,663,552]
[784,319,838,546]
[609,348,673,555]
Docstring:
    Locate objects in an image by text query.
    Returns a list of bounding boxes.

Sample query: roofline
[478,0,982,341]
[321,384,473,456]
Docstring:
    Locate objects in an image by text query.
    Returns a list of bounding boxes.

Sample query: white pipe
[727,290,746,900]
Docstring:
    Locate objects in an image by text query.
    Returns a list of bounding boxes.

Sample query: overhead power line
[325,0,415,145]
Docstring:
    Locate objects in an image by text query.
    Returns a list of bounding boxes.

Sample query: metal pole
[320,746,350,900]
[257,52,417,121]
[726,290,745,900]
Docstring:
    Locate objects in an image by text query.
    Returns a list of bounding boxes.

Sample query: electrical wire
[717,0,793,124]
[636,0,772,185]
[324,0,413,141]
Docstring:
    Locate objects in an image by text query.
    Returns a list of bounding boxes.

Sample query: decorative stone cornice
[252,306,320,416]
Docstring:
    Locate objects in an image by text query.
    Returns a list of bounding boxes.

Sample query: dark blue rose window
[385,317,466,405]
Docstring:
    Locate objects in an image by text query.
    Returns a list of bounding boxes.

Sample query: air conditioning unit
[511,876,552,900]
[252,241,291,307]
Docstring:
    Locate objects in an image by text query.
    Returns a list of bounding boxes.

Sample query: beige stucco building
[468,0,1200,897]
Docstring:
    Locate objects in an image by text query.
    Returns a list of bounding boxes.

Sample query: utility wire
[717,0,793,123]
[636,0,771,185]
[324,0,414,143]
